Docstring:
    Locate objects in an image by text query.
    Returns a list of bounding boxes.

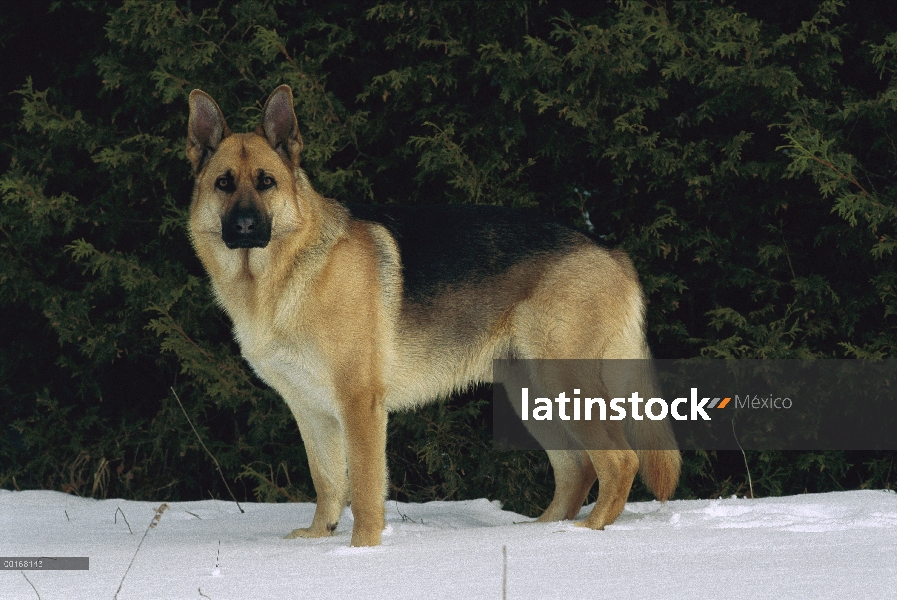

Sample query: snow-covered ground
[1,488,895,599]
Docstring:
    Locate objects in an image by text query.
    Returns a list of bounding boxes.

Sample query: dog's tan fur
[187,85,680,546]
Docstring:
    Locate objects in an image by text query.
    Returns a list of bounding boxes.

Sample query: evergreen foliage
[1,1,895,512]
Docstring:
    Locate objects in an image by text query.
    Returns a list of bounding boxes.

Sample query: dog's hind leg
[536,449,597,522]
[524,361,600,522]
[576,447,639,530]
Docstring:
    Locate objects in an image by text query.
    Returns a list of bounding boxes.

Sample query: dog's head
[187,86,304,250]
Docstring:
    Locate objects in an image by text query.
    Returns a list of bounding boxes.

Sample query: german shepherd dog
[187,85,680,546]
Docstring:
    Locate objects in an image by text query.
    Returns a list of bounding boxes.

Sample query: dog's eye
[215,177,233,191]
[258,175,276,191]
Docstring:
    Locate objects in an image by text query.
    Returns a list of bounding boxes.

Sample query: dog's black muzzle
[221,204,271,249]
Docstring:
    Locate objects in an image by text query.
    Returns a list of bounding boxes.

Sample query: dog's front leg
[285,410,349,539]
[341,391,388,547]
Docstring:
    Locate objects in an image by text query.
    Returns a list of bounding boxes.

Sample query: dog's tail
[618,359,680,501]
[619,349,681,502]
[608,249,681,502]
[628,422,682,502]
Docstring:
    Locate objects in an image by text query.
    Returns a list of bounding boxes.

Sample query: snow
[1,488,895,599]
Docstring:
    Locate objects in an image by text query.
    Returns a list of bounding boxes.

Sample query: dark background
[1,0,895,514]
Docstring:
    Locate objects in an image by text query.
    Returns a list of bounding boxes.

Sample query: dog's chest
[234,325,338,415]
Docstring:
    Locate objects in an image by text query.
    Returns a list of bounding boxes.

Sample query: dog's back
[345,204,607,406]
[347,203,587,302]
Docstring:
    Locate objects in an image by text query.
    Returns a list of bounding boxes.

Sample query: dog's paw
[349,526,382,547]
[284,523,337,539]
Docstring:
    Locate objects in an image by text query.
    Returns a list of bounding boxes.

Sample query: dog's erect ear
[188,90,231,175]
[258,85,303,168]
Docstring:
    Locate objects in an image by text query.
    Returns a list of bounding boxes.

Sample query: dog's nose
[233,215,256,234]
[221,204,271,249]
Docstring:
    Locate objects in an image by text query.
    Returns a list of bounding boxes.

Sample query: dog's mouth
[224,238,270,249]
[221,206,271,249]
